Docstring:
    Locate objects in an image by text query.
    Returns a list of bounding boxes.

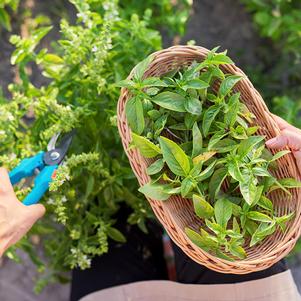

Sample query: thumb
[266,134,288,149]
[271,114,301,134]
[26,204,46,223]
[266,129,301,150]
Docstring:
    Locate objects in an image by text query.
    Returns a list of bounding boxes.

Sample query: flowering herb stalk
[0,0,187,291]
[120,48,301,260]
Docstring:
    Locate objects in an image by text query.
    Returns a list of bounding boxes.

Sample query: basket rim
[117,45,301,273]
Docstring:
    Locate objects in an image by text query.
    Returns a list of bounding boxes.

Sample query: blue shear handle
[22,165,58,206]
[9,152,45,185]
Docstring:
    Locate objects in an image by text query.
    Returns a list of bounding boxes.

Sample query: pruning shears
[9,131,75,206]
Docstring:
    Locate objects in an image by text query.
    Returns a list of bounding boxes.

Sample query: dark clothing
[172,243,287,284]
[70,210,287,301]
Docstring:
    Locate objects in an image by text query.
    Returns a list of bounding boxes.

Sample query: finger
[26,204,46,222]
[0,167,14,194]
[271,114,291,130]
[271,114,301,134]
[266,129,301,150]
[292,150,301,173]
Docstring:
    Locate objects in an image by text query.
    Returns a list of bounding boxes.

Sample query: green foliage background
[0,0,19,31]
[0,0,192,291]
[1,0,301,291]
[242,0,301,128]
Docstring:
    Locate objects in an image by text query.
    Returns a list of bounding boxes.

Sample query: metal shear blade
[44,130,75,166]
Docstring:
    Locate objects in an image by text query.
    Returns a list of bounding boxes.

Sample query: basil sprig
[120,48,300,260]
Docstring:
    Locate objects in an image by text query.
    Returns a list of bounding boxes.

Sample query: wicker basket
[117,45,301,274]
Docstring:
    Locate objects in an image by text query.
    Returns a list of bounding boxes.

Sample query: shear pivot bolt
[50,151,60,161]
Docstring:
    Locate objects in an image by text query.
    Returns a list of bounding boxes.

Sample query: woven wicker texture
[117,45,301,274]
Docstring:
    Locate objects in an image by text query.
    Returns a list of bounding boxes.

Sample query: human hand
[0,168,45,256]
[266,114,301,171]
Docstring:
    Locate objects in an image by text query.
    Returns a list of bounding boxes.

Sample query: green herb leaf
[219,75,243,97]
[132,133,161,158]
[275,212,294,231]
[208,53,234,65]
[192,122,203,158]
[107,227,126,243]
[252,167,271,177]
[227,160,244,182]
[247,211,273,223]
[152,92,186,112]
[208,131,228,150]
[154,114,168,138]
[190,160,203,177]
[214,138,237,153]
[231,203,242,216]
[146,159,164,175]
[224,93,240,127]
[126,97,145,135]
[184,113,198,129]
[138,182,170,201]
[195,161,216,182]
[116,79,135,88]
[270,150,291,162]
[216,250,234,261]
[159,136,191,176]
[142,77,168,87]
[168,123,187,131]
[164,186,182,195]
[253,185,264,206]
[237,136,264,158]
[247,126,260,135]
[233,217,240,233]
[43,54,64,64]
[193,151,216,165]
[0,8,11,31]
[209,168,228,199]
[146,87,160,96]
[183,79,209,90]
[245,219,258,236]
[214,198,233,228]
[133,55,153,80]
[181,177,195,197]
[202,104,222,137]
[193,194,214,219]
[276,178,301,189]
[250,222,276,247]
[239,178,257,206]
[185,228,207,249]
[230,125,248,140]
[257,196,273,211]
[229,243,246,260]
[147,109,161,120]
[184,97,202,115]
[185,228,217,250]
[268,179,291,195]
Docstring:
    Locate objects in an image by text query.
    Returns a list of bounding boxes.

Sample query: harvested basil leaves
[119,48,300,260]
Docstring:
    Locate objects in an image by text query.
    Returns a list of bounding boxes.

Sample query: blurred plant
[118,0,192,36]
[243,0,301,57]
[241,0,301,125]
[0,0,192,292]
[0,0,19,30]
[241,0,301,257]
